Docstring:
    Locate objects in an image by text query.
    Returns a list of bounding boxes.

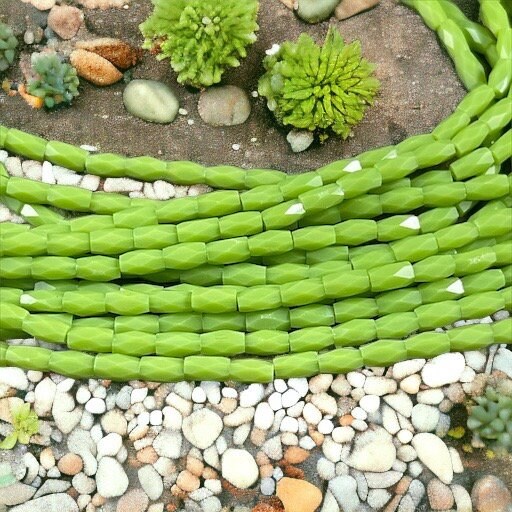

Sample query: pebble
[400,374,421,395]
[471,475,512,512]
[116,488,149,512]
[318,418,335,434]
[101,410,127,436]
[428,478,455,510]
[260,477,275,496]
[347,427,396,472]
[286,130,314,153]
[191,387,207,403]
[311,392,337,415]
[288,378,309,397]
[367,489,392,510]
[276,477,323,512]
[96,457,128,498]
[396,444,416,463]
[309,374,333,393]
[8,493,78,512]
[383,391,413,417]
[85,398,106,414]
[303,402,322,425]
[223,406,255,427]
[328,475,360,511]
[0,482,36,506]
[47,5,83,39]
[198,86,251,126]
[221,449,258,489]
[34,378,56,417]
[70,49,123,86]
[57,453,83,476]
[97,432,123,458]
[53,392,82,434]
[493,347,512,378]
[417,389,444,405]
[0,368,29,390]
[465,350,487,372]
[451,484,473,512]
[254,402,274,430]
[71,472,96,495]
[332,426,355,444]
[280,416,299,433]
[382,405,400,435]
[411,404,440,432]
[364,377,397,396]
[335,0,380,20]
[296,0,339,23]
[331,375,352,396]
[282,388,301,408]
[268,392,282,411]
[421,353,466,387]
[411,433,453,484]
[138,464,163,500]
[364,470,403,488]
[317,457,336,480]
[359,395,380,413]
[392,359,425,380]
[123,79,179,123]
[347,372,366,388]
[183,408,223,449]
[153,430,182,459]
[76,38,141,70]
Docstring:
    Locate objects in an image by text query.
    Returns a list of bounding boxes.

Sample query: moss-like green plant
[27,53,80,109]
[0,22,18,72]
[140,0,259,88]
[467,387,512,452]
[0,403,39,450]
[258,27,380,141]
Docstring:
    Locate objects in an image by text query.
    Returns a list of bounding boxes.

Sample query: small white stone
[80,174,100,191]
[359,395,380,414]
[53,166,81,186]
[412,433,453,484]
[383,391,414,417]
[76,386,91,404]
[411,404,440,432]
[288,377,309,397]
[317,457,336,480]
[239,383,264,407]
[363,376,397,396]
[85,397,106,415]
[299,436,316,450]
[131,387,148,404]
[347,371,366,388]
[302,402,322,425]
[274,379,287,393]
[287,401,304,418]
[421,353,465,387]
[162,406,182,430]
[311,392,338,416]
[104,177,143,193]
[318,419,334,434]
[191,387,207,403]
[150,410,163,426]
[268,391,283,411]
[332,426,355,444]
[309,374,333,394]
[417,389,444,405]
[400,374,421,395]
[96,457,128,498]
[254,402,274,430]
[232,143,241,151]
[153,180,175,200]
[449,447,464,473]
[0,367,29,390]
[459,366,476,383]
[392,359,426,380]
[352,407,368,421]
[97,432,123,458]
[221,387,238,399]
[221,449,258,489]
[281,388,300,408]
[397,429,414,444]
[397,444,417,462]
[280,416,299,433]
[138,464,163,500]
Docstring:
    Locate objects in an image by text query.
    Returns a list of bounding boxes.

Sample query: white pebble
[80,174,100,191]
[153,180,175,200]
[281,388,300,408]
[397,429,414,444]
[332,426,355,444]
[254,402,274,430]
[131,387,148,404]
[268,392,282,411]
[359,395,380,413]
[192,387,207,403]
[239,383,265,407]
[280,416,299,433]
[288,378,309,397]
[104,177,143,193]
[299,436,316,450]
[318,418,334,434]
[352,407,368,421]
[221,387,238,399]
[76,386,91,404]
[53,166,81,186]
[302,402,322,425]
[85,398,106,414]
[273,379,287,393]
[232,143,240,151]
[150,410,163,426]
[137,412,150,426]
[347,371,365,388]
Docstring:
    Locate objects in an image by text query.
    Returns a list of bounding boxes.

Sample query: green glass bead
[289,326,334,352]
[163,242,207,270]
[113,206,158,228]
[380,187,424,213]
[377,215,421,241]
[114,315,159,334]
[375,155,418,182]
[413,255,455,281]
[299,183,345,212]
[244,168,286,188]
[240,185,284,211]
[0,287,23,305]
[307,246,349,264]
[86,153,126,177]
[0,222,30,236]
[405,332,451,358]
[489,59,512,97]
[332,319,376,347]
[112,331,155,356]
[196,190,240,217]
[309,261,351,278]
[465,174,510,201]
[223,263,266,286]
[45,141,88,172]
[67,326,114,352]
[502,266,512,286]
[89,193,131,214]
[335,220,377,245]
[203,165,245,189]
[358,145,396,166]
[274,351,318,378]
[76,256,121,281]
[316,159,351,183]
[360,339,408,366]
[454,247,496,275]
[419,277,465,304]
[494,241,512,265]
[19,290,62,312]
[0,303,29,330]
[480,98,512,133]
[397,133,437,153]
[229,359,274,383]
[452,121,490,156]
[23,313,71,343]
[47,232,90,257]
[156,197,198,223]
[407,0,446,29]
[492,318,512,342]
[200,330,245,356]
[480,0,508,36]
[219,212,263,238]
[299,205,341,226]
[0,257,32,279]
[292,226,336,251]
[416,301,462,328]
[456,84,496,118]
[369,262,415,292]
[323,270,370,298]
[350,245,396,270]
[432,110,471,140]
[202,312,245,331]
[119,250,165,275]
[206,237,250,265]
[262,200,307,230]
[318,348,363,373]
[105,290,149,315]
[191,287,237,313]
[411,170,452,188]
[178,265,220,286]
[6,177,50,204]
[263,251,306,265]
[163,161,205,185]
[338,168,381,198]
[31,224,69,235]
[375,312,419,338]
[376,288,422,315]
[435,224,479,251]
[338,195,382,219]
[248,231,293,256]
[449,323,495,351]
[5,346,51,371]
[491,130,512,165]
[139,356,184,382]
[463,269,506,296]
[46,185,92,212]
[289,304,334,328]
[473,209,512,238]
[132,225,177,250]
[423,182,467,207]
[94,353,140,380]
[460,291,504,318]
[155,332,200,356]
[280,278,325,307]
[280,173,323,199]
[497,27,512,59]
[237,285,282,312]
[1,231,47,256]
[69,215,114,233]
[245,330,289,355]
[375,178,411,194]
[451,147,495,181]
[159,313,202,332]
[49,350,95,378]
[176,218,220,243]
[415,141,455,168]
[123,156,166,180]
[0,125,8,148]
[5,129,46,160]
[500,287,512,310]
[245,308,290,332]
[31,257,76,280]
[184,355,230,380]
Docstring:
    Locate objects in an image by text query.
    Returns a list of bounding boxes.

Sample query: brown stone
[428,478,455,510]
[176,470,200,493]
[76,38,141,70]
[47,5,83,39]
[57,453,83,476]
[170,484,187,500]
[395,476,412,495]
[260,464,274,478]
[282,465,304,480]
[186,456,204,477]
[92,493,106,507]
[116,488,148,512]
[253,496,286,512]
[335,0,380,20]
[70,49,123,86]
[136,446,158,465]
[202,467,218,480]
[251,427,267,447]
[471,475,512,512]
[283,446,310,465]
[308,429,324,446]
[340,414,354,426]
[276,477,322,512]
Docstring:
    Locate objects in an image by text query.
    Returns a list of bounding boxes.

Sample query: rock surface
[198,86,251,126]
[47,5,83,39]
[276,477,323,512]
[9,493,79,512]
[70,49,123,86]
[182,408,223,449]
[221,449,259,489]
[471,475,512,512]
[412,433,453,484]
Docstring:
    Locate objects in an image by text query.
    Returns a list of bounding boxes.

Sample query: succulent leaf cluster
[467,387,512,452]
[140,0,259,88]
[0,22,18,72]
[258,27,380,141]
[27,53,80,109]
[0,403,39,450]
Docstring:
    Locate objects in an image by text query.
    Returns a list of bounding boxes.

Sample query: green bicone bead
[237,285,282,312]
[223,263,267,286]
[245,308,290,332]
[491,130,512,165]
[49,350,95,379]
[502,266,512,286]
[19,290,62,312]
[360,339,408,366]
[473,209,512,238]
[113,206,158,228]
[454,247,496,275]
[456,84,496,118]
[377,215,420,241]
[0,257,33,279]
[368,262,415,292]
[86,153,126,177]
[76,256,120,281]
[280,278,325,307]
[46,185,92,212]
[149,290,192,313]
[358,145,395,166]
[492,318,512,342]
[448,323,494,351]
[6,177,50,204]
[335,220,377,245]
[159,312,202,332]
[376,288,422,314]
[176,218,220,243]
[0,303,29,330]
[240,185,284,211]
[310,261,351,278]
[413,254,455,281]
[262,200,307,230]
[489,59,512,97]
[124,156,167,180]
[5,346,51,371]
[1,231,47,256]
[419,277,465,304]
[318,348,364,373]
[179,265,221,286]
[299,183,345,212]
[497,28,512,59]
[500,287,512,310]
[105,290,149,315]
[4,129,47,160]
[31,224,69,235]
[248,231,293,256]
[184,355,230,380]
[422,182,466,207]
[196,190,240,217]
[115,315,159,334]
[452,121,489,156]
[69,215,114,232]
[112,331,155,356]
[350,245,395,270]
[206,237,250,265]
[0,222,30,236]
[435,224,479,251]
[414,141,455,168]
[274,351,319,378]
[316,159,351,183]
[307,246,349,264]
[459,291,504,318]
[416,300,462,328]
[156,197,198,223]
[292,226,336,251]
[164,161,205,184]
[0,287,23,305]
[279,172,323,199]
[375,155,418,182]
[406,0,446,29]
[139,356,184,382]
[163,242,207,270]
[191,286,238,313]
[405,332,451,358]
[156,332,200,356]
[480,98,512,132]
[299,205,342,226]
[132,225,177,250]
[245,330,289,355]
[450,147,495,181]
[375,178,411,194]
[245,168,286,188]
[289,326,334,352]
[480,0,509,36]
[94,353,140,380]
[219,212,263,239]
[337,168,381,198]
[67,326,114,352]
[290,304,334,328]
[380,187,424,213]
[202,312,245,331]
[332,319,376,347]
[47,231,90,256]
[45,140,88,171]
[31,257,76,280]
[89,193,131,215]
[411,170,452,188]
[432,110,471,140]
[229,359,274,383]
[397,134,437,154]
[22,313,71,343]
[375,312,419,338]
[119,250,165,275]
[465,174,510,201]
[200,330,245,356]
[204,165,246,189]
[323,270,370,298]
[494,241,512,265]
[338,195,382,219]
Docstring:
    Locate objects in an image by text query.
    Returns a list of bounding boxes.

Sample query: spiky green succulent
[258,27,380,141]
[140,0,259,88]
[0,22,18,73]
[467,387,512,452]
[0,403,39,450]
[27,53,80,109]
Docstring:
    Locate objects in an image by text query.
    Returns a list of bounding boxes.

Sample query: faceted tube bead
[262,201,306,230]
[133,225,178,250]
[240,185,284,211]
[360,340,408,367]
[422,182,467,207]
[124,156,167,181]
[1,231,47,256]
[414,141,455,168]
[159,313,202,333]
[490,130,512,164]
[280,278,325,307]
[332,319,376,347]
[451,148,496,180]
[465,174,510,201]
[406,0,446,30]
[405,332,451,358]
[206,238,250,265]
[5,346,51,371]
[69,215,114,233]
[149,290,191,313]
[156,197,198,223]
[139,356,184,382]
[492,318,512,342]
[307,246,349,264]
[279,173,323,199]
[435,224,479,250]
[318,348,364,373]
[163,243,207,270]
[119,250,165,275]
[155,332,200,357]
[89,193,132,214]
[335,220,377,245]
[368,262,415,292]
[380,187,425,213]
[338,195,382,220]
[350,245,396,270]
[415,301,462,329]
[222,263,266,286]
[176,218,220,243]
[432,110,471,140]
[229,359,274,383]
[322,270,370,299]
[289,326,334,352]
[202,312,245,332]
[219,212,263,238]
[452,121,490,156]
[248,231,293,256]
[375,312,419,339]
[299,184,345,212]
[114,207,158,228]
[22,313,71,343]
[105,290,150,316]
[49,350,95,379]
[245,308,290,332]
[390,234,439,262]
[411,170,452,188]
[273,352,319,378]
[31,257,76,280]
[374,155,418,182]
[112,332,155,356]
[377,215,421,241]
[376,288,422,314]
[292,226,336,251]
[19,290,62,312]
[245,330,289,355]
[0,257,32,279]
[419,277,465,304]
[0,303,29,331]
[196,191,240,217]
[45,141,88,171]
[94,354,140,380]
[290,304,335,328]
[337,168,381,198]
[200,330,245,356]
[86,153,126,177]
[184,356,230,380]
[67,327,114,353]
[458,291,504,318]
[6,178,50,204]
[5,129,47,161]
[413,255,455,282]
[47,232,90,257]
[191,287,238,313]
[237,286,282,312]
[480,0,509,36]
[454,247,496,275]
[480,98,512,132]
[204,165,246,189]
[489,59,512,97]
[310,261,351,278]
[76,256,121,281]
[165,161,205,184]
[244,168,286,188]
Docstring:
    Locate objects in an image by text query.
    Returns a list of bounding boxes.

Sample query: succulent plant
[0,403,39,450]
[258,27,380,141]
[140,0,259,88]
[467,387,512,452]
[0,22,18,72]
[27,53,80,109]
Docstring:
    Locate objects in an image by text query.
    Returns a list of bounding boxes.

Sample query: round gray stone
[297,0,339,23]
[198,85,251,126]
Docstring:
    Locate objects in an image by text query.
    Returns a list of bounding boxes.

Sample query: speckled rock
[335,0,380,20]
[471,475,512,512]
[198,86,251,126]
